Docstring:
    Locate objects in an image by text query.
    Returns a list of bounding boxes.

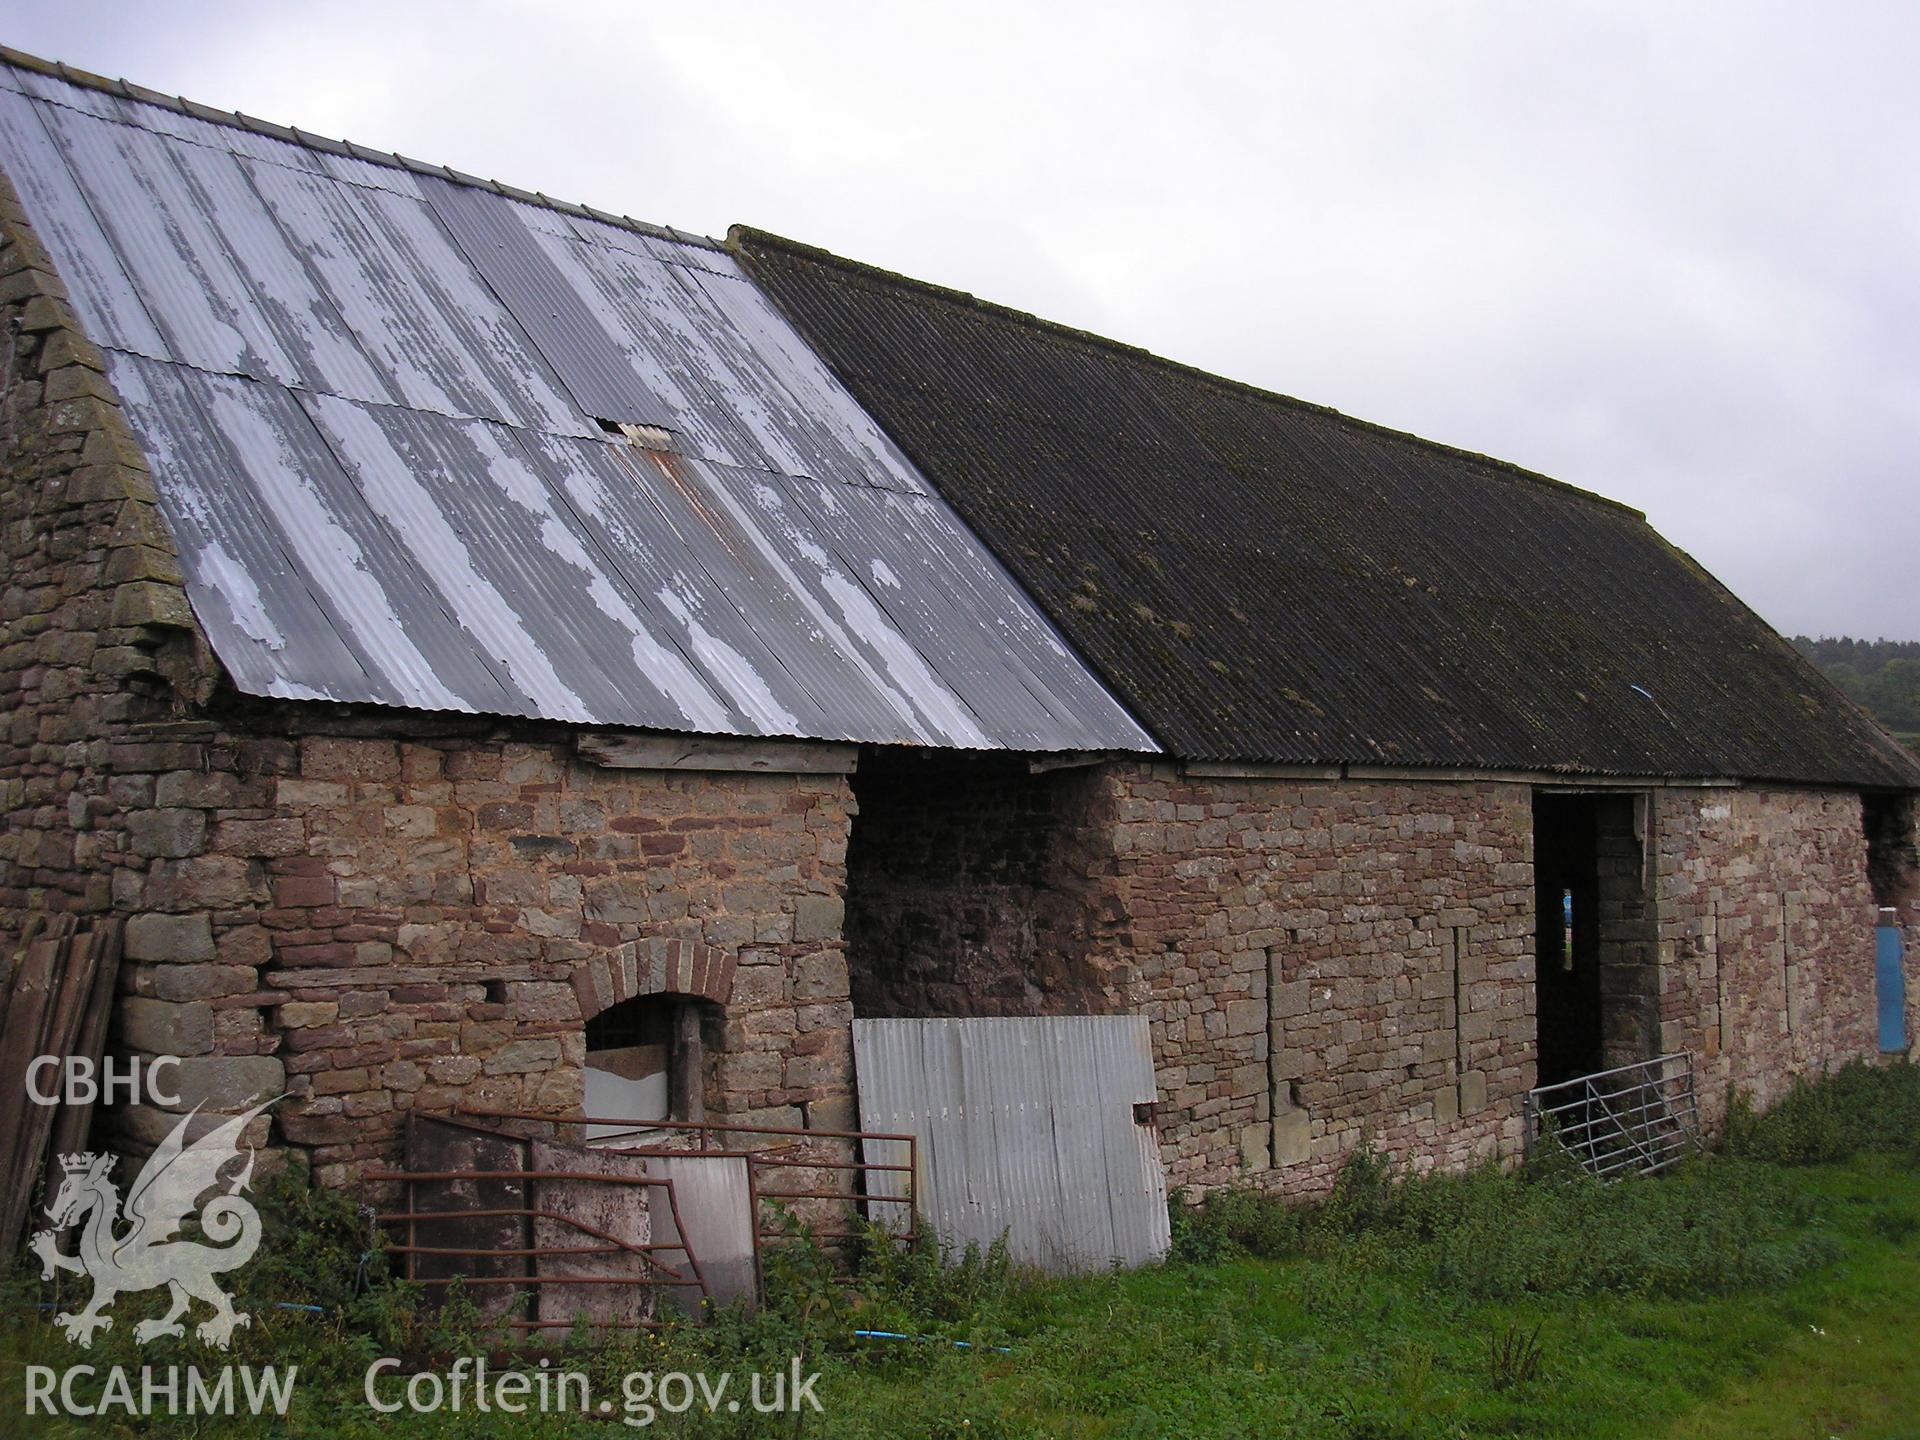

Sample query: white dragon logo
[30,1100,275,1350]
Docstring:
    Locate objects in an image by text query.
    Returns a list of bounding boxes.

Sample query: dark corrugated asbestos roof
[733,229,1920,788]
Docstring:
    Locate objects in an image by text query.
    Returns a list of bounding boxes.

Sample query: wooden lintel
[1343,765,1544,785]
[1184,760,1744,789]
[576,732,858,775]
[1028,751,1122,774]
[1181,762,1343,781]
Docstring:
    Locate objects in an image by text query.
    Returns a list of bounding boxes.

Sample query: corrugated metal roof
[0,59,1153,753]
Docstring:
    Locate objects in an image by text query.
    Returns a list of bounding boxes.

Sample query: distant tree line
[1793,636,1920,739]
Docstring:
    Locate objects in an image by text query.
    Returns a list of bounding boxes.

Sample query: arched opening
[583,993,718,1140]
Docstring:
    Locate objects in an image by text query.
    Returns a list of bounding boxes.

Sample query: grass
[5,1064,1918,1437]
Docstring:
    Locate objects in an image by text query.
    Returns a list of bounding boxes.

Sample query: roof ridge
[730,225,1648,522]
[0,43,726,253]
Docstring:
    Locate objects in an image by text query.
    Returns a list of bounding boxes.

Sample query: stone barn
[2,48,1916,1222]
[734,229,1920,1189]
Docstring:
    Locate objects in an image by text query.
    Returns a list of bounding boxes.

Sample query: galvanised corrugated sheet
[0,61,1153,753]
[736,229,1920,788]
[851,1017,1171,1273]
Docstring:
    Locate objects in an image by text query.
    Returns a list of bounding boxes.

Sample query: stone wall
[101,717,857,1186]
[0,166,213,932]
[1655,786,1908,1124]
[1095,765,1537,1196]
[842,750,1114,1017]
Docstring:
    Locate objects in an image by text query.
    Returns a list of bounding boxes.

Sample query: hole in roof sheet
[599,417,676,451]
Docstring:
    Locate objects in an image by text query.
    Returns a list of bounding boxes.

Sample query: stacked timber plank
[0,914,125,1255]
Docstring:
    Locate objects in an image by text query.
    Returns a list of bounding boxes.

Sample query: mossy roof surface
[734,228,1920,787]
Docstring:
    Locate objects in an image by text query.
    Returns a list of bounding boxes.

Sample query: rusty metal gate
[371,1109,917,1334]
[851,1016,1170,1273]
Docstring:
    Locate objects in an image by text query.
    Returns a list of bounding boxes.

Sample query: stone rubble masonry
[89,723,857,1188]
[847,758,1917,1200]
[843,753,1117,1017]
[1093,765,1537,1196]
[1655,786,1918,1126]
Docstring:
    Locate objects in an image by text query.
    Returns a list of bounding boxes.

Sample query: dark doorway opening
[1535,794,1604,1087]
[1863,791,1917,910]
[1533,791,1659,1089]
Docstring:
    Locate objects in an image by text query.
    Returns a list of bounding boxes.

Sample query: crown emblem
[58,1152,97,1174]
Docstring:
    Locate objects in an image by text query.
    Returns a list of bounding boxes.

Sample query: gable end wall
[0,163,215,933]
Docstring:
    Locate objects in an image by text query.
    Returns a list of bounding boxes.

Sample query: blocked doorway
[1532,791,1660,1088]
[841,749,1109,1018]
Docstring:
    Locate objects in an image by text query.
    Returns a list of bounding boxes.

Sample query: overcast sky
[9,1,1916,640]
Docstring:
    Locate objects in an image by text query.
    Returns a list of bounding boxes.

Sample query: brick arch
[571,937,735,1021]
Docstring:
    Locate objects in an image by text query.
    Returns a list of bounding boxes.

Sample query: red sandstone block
[274,876,335,908]
[276,941,353,967]
[332,924,398,943]
[268,926,333,947]
[640,834,686,856]
[109,741,205,773]
[281,1023,350,1052]
[210,990,291,1010]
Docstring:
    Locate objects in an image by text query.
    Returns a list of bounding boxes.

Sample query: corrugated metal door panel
[851,1017,1170,1274]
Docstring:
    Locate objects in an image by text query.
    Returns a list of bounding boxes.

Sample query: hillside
[1793,636,1920,751]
